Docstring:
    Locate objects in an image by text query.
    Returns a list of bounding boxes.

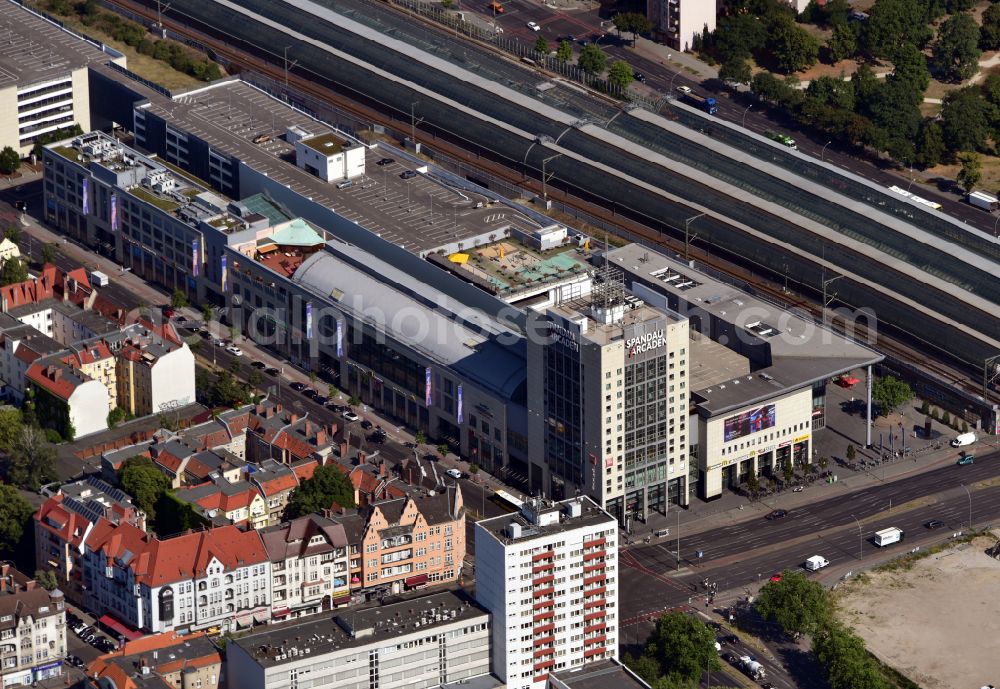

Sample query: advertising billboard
[110,193,118,231]
[723,404,776,443]
[305,301,313,340]
[220,255,227,291]
[81,179,89,214]
[336,319,344,357]
[457,384,464,424]
[425,367,433,407]
[191,239,199,277]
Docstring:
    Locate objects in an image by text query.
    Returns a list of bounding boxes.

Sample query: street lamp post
[821,140,832,161]
[684,213,705,262]
[993,213,999,239]
[851,514,863,560]
[962,483,972,530]
[742,104,753,129]
[541,154,563,204]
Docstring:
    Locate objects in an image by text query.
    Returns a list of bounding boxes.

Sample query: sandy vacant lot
[837,533,1000,689]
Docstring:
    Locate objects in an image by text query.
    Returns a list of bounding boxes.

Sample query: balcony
[531,551,554,562]
[583,549,605,562]
[532,562,553,574]
[533,586,555,598]
[583,646,606,659]
[583,574,606,587]
[583,537,606,549]
[584,586,607,598]
[532,574,555,587]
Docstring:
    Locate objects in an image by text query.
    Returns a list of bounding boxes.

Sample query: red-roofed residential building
[173,477,268,529]
[82,520,271,635]
[86,631,221,689]
[27,356,111,437]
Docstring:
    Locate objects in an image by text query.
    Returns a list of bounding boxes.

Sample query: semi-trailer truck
[682,92,718,115]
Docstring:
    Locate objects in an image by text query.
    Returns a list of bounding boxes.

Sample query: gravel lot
[837,531,1000,689]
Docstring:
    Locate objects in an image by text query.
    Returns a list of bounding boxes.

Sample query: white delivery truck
[805,555,829,571]
[89,270,109,287]
[874,527,903,547]
[951,432,977,448]
[967,190,999,211]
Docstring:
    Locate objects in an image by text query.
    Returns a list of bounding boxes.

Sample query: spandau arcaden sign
[626,330,665,357]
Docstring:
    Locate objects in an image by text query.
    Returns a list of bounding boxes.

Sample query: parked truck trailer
[682,92,718,115]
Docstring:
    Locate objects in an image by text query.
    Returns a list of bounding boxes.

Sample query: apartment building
[475,497,618,689]
[86,631,222,689]
[647,0,717,51]
[227,590,490,689]
[260,514,351,620]
[341,486,466,595]
[0,565,67,687]
[173,475,269,529]
[82,520,271,635]
[34,477,145,594]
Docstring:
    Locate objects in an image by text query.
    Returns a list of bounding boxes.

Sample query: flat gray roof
[548,296,678,347]
[475,496,615,547]
[550,660,650,689]
[688,331,749,391]
[233,590,487,668]
[143,80,539,253]
[0,2,113,89]
[606,244,883,415]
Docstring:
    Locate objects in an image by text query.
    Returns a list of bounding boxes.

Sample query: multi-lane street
[620,447,1000,626]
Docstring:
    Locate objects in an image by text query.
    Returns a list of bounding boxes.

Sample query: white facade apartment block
[648,0,718,52]
[148,344,196,413]
[475,497,618,689]
[67,379,112,437]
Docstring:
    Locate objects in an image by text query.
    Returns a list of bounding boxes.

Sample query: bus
[492,489,525,513]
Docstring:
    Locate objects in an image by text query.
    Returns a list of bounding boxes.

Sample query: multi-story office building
[0,565,67,687]
[605,243,882,499]
[0,2,124,155]
[226,590,491,689]
[527,269,690,522]
[647,0,717,52]
[475,496,618,689]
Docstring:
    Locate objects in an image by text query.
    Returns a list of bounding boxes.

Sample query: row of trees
[624,612,720,689]
[756,570,892,689]
[531,38,637,89]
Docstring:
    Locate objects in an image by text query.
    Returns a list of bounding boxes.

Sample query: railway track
[101,0,998,407]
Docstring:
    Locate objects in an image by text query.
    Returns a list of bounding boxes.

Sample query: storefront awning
[98,614,143,641]
[404,574,428,587]
[235,613,253,628]
[332,594,352,605]
[271,607,291,617]
[253,612,269,624]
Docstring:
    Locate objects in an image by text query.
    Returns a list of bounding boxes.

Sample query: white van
[874,527,903,547]
[951,432,976,448]
[805,555,829,571]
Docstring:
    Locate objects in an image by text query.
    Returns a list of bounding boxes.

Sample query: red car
[769,573,782,583]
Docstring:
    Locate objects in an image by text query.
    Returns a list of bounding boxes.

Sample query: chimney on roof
[340,442,348,457]
[23,580,35,592]
[358,451,366,465]
[289,413,299,424]
[304,420,313,436]
[378,460,386,478]
[315,427,326,446]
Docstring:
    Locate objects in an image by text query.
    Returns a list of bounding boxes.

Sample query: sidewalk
[629,36,719,82]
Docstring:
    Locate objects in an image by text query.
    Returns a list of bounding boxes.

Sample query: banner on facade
[191,239,199,277]
[457,385,464,424]
[425,367,432,407]
[110,193,118,230]
[81,178,89,214]
[220,255,227,291]
[336,319,344,357]
[305,301,313,340]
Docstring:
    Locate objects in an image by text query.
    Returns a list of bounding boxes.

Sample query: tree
[229,358,243,376]
[0,258,27,286]
[3,426,55,491]
[719,58,752,85]
[119,456,170,522]
[556,40,573,62]
[348,395,361,408]
[958,152,983,192]
[577,44,607,75]
[755,569,831,635]
[915,120,946,167]
[40,243,55,266]
[941,86,992,153]
[608,61,634,90]
[0,484,33,554]
[107,406,129,429]
[414,430,427,445]
[889,42,930,95]
[714,13,767,63]
[437,443,450,458]
[807,75,855,110]
[818,456,830,471]
[872,375,914,418]
[248,368,263,389]
[0,147,19,175]
[640,611,721,685]
[286,463,355,518]
[813,624,891,689]
[209,370,251,408]
[171,289,188,309]
[846,444,856,461]
[863,0,932,59]
[201,304,213,324]
[622,654,660,686]
[933,13,982,83]
[3,224,20,244]
[746,472,760,497]
[981,2,1000,50]
[612,12,652,46]
[767,14,820,73]
[534,36,549,54]
[33,569,59,590]
[468,463,479,474]
[827,22,858,62]
[0,407,21,454]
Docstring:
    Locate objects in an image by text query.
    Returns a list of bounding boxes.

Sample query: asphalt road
[619,445,1000,626]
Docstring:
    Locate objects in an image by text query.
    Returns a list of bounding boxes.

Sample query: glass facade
[543,339,584,491]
